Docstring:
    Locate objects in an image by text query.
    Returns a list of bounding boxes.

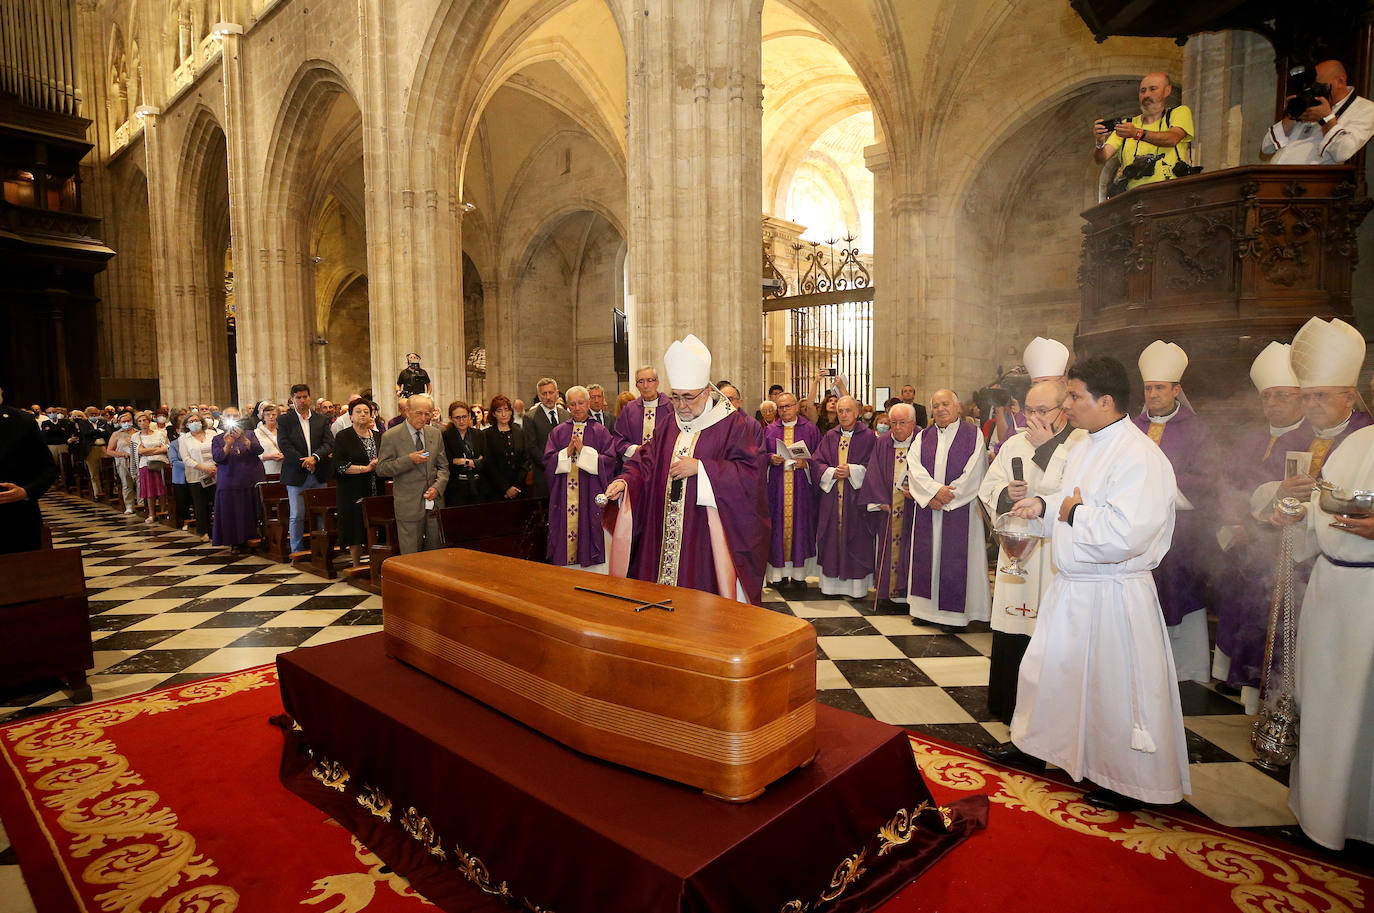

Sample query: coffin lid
[383,550,815,678]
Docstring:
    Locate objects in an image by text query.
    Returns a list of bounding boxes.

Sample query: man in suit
[899,384,929,428]
[523,377,570,499]
[587,384,612,426]
[0,386,59,553]
[377,393,449,553]
[278,383,335,554]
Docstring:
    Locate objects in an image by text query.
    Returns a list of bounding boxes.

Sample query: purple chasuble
[764,418,822,567]
[859,433,916,599]
[210,432,266,547]
[618,409,769,604]
[910,420,977,613]
[1132,405,1219,626]
[613,394,671,449]
[543,419,618,567]
[814,424,879,582]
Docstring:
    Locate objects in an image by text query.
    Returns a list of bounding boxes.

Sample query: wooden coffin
[382,550,817,801]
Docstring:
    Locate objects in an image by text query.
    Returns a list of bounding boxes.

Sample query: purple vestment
[764,418,822,568]
[614,394,672,448]
[210,432,266,546]
[813,424,879,583]
[858,432,917,600]
[1133,405,1220,626]
[1215,421,1312,688]
[544,419,618,567]
[618,409,769,604]
[910,420,979,614]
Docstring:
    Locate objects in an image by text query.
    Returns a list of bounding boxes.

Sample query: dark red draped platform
[276,633,987,913]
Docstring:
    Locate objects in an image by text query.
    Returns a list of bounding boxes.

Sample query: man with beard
[603,336,768,603]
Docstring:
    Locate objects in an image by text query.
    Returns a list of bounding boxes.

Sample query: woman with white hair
[254,403,285,477]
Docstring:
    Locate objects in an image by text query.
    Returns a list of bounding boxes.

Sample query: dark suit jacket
[523,405,571,497]
[277,409,335,487]
[0,406,59,553]
[904,401,929,428]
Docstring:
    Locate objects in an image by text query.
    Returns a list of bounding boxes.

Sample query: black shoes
[982,742,1047,773]
[1082,789,1146,812]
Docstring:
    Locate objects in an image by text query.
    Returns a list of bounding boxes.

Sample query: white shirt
[294,409,314,456]
[1262,90,1374,164]
[256,425,284,475]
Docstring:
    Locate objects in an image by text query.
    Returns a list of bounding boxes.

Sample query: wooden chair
[54,451,72,493]
[360,495,398,593]
[258,481,290,562]
[73,452,94,499]
[302,486,340,578]
[0,544,93,697]
[157,462,175,525]
[435,497,549,562]
[99,456,121,507]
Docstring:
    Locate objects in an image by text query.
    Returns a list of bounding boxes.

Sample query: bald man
[813,396,879,597]
[905,389,990,630]
[1262,59,1374,165]
[1093,71,1194,195]
[859,402,920,610]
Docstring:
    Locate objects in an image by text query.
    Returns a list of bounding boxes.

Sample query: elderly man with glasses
[978,379,1085,726]
[614,365,673,459]
[603,336,768,604]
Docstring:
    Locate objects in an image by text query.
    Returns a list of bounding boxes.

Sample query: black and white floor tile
[0,494,1368,908]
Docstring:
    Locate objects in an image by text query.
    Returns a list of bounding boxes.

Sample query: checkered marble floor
[0,494,1368,908]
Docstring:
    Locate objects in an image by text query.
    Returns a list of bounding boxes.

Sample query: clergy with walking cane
[859,403,919,612]
[377,394,449,554]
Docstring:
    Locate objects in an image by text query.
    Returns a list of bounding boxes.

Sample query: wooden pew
[361,495,398,594]
[73,451,94,499]
[302,486,340,578]
[435,497,549,562]
[53,451,71,493]
[0,545,93,697]
[157,462,175,525]
[99,456,121,507]
[258,480,290,562]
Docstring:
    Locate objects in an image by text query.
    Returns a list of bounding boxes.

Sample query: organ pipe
[1,0,82,115]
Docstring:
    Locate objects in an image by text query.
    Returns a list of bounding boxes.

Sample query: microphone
[1011,457,1024,482]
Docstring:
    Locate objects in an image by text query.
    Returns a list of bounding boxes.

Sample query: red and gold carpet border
[908,736,1368,913]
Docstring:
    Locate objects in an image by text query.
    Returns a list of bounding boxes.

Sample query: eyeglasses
[1260,391,1299,403]
[1301,391,1345,403]
[1024,406,1062,417]
[635,378,658,386]
[667,389,708,406]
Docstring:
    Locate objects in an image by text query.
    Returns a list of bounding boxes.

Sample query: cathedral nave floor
[0,494,1369,910]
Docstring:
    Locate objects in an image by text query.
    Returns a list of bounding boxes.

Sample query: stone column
[624,0,763,393]
[867,142,931,399]
[358,0,464,409]
[1182,31,1277,173]
[139,107,205,404]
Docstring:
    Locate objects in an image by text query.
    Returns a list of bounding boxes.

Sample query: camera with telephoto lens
[1285,65,1331,120]
[973,386,1011,420]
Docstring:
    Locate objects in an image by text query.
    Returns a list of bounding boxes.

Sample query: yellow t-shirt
[1104,105,1195,191]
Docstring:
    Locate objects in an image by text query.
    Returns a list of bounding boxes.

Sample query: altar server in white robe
[905,389,990,629]
[978,380,1085,725]
[1277,395,1374,848]
[1008,356,1189,811]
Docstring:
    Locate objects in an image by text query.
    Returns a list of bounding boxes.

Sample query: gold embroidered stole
[642,402,657,444]
[657,429,700,586]
[1262,435,1279,461]
[782,424,796,559]
[836,434,851,523]
[1309,437,1335,477]
[1146,422,1165,445]
[565,423,585,561]
[889,443,910,594]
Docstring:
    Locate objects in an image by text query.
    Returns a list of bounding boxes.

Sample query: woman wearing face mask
[211,408,265,553]
[180,414,217,541]
[334,399,380,568]
[872,411,890,434]
[132,412,170,524]
[254,403,285,477]
[167,413,194,531]
[107,412,138,513]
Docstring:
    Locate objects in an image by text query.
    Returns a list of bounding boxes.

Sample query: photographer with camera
[1093,72,1196,197]
[1261,60,1374,165]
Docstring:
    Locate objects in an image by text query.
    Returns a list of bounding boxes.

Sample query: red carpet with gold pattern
[0,665,1369,913]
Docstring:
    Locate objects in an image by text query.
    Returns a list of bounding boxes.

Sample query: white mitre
[1138,340,1188,383]
[663,333,712,390]
[1023,336,1069,379]
[1249,341,1299,392]
[1290,317,1365,388]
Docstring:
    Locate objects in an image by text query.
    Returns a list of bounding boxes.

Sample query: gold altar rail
[0,0,81,116]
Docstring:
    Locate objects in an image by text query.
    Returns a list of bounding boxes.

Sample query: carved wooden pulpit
[1076,164,1371,416]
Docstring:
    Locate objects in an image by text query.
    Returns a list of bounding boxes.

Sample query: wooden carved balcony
[1076,164,1371,413]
